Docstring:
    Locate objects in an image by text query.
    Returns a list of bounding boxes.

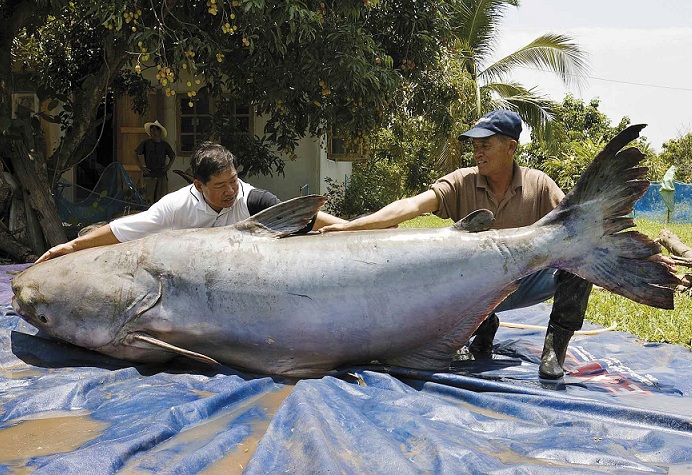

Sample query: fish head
[11,262,127,350]
[11,251,160,354]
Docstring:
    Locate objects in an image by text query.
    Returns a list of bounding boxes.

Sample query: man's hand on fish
[35,223,120,265]
[35,242,78,264]
[649,253,677,273]
[319,221,357,233]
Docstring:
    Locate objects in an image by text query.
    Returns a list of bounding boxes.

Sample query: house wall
[53,80,352,203]
[160,97,187,192]
[243,114,352,200]
[319,145,352,196]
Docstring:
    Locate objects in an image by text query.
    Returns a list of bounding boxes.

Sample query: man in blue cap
[321,109,592,379]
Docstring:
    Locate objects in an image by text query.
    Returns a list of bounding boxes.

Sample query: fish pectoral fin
[127,332,219,365]
[235,195,327,237]
[453,209,494,233]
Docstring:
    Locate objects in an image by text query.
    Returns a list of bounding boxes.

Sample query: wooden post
[658,228,692,259]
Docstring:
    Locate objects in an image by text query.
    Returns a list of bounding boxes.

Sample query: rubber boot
[538,325,575,379]
[469,312,499,357]
[538,271,592,379]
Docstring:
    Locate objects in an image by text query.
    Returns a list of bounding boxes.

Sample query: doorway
[74,92,115,200]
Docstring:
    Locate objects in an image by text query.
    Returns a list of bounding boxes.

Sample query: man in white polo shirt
[36,142,344,263]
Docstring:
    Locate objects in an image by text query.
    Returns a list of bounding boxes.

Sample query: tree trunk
[0,221,38,263]
[9,141,66,249]
[0,1,60,260]
[658,228,692,259]
[22,187,45,252]
[658,229,692,292]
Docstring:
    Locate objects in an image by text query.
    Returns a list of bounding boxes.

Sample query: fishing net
[55,162,149,228]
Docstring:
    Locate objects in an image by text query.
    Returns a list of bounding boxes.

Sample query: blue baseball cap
[458,110,522,141]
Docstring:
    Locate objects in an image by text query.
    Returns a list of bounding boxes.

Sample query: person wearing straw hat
[136,120,176,204]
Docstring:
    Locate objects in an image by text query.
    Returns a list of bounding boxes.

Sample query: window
[179,90,212,153]
[11,93,39,119]
[327,128,366,162]
[219,97,252,133]
[178,89,253,153]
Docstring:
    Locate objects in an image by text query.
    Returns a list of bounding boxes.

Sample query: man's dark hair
[190,141,237,184]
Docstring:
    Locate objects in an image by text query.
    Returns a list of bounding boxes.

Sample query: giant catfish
[11,125,679,376]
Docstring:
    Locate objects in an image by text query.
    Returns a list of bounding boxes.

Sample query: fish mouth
[11,294,43,329]
[12,296,31,321]
[11,297,34,328]
[11,294,25,316]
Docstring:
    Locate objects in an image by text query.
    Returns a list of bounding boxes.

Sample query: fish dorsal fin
[453,209,494,233]
[234,195,328,237]
[127,332,219,365]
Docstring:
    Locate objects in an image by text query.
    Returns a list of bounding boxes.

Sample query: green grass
[400,214,692,349]
[399,214,453,228]
[587,219,692,349]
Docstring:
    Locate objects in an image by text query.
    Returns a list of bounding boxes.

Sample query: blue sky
[491,1,692,153]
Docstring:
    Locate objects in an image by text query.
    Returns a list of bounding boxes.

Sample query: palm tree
[345,0,590,204]
[453,0,588,135]
[431,0,588,172]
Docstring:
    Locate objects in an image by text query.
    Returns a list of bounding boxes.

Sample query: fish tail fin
[542,124,679,309]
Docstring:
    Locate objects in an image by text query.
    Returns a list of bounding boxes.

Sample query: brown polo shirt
[430,161,564,229]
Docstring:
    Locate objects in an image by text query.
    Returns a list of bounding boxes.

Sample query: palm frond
[433,138,459,174]
[480,33,589,90]
[482,82,557,140]
[451,0,520,65]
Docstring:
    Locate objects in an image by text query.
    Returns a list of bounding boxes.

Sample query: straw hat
[144,120,168,139]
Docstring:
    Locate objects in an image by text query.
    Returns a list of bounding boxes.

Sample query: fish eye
[38,314,48,323]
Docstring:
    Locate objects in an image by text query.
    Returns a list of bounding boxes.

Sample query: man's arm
[312,211,347,231]
[35,224,121,264]
[320,189,439,232]
[134,141,150,175]
[247,189,346,232]
[135,152,150,175]
[164,141,176,171]
[247,188,281,215]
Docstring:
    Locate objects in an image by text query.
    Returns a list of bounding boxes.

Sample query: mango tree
[0,0,455,261]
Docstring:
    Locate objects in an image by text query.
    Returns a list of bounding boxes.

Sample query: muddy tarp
[1,264,691,474]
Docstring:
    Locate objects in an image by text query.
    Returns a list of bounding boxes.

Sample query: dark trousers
[549,270,593,332]
[493,269,591,331]
[144,175,168,204]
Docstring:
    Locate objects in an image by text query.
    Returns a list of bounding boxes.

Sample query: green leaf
[42,115,63,124]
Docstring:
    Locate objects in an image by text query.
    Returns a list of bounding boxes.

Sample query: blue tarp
[1,264,691,473]
[633,181,692,223]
